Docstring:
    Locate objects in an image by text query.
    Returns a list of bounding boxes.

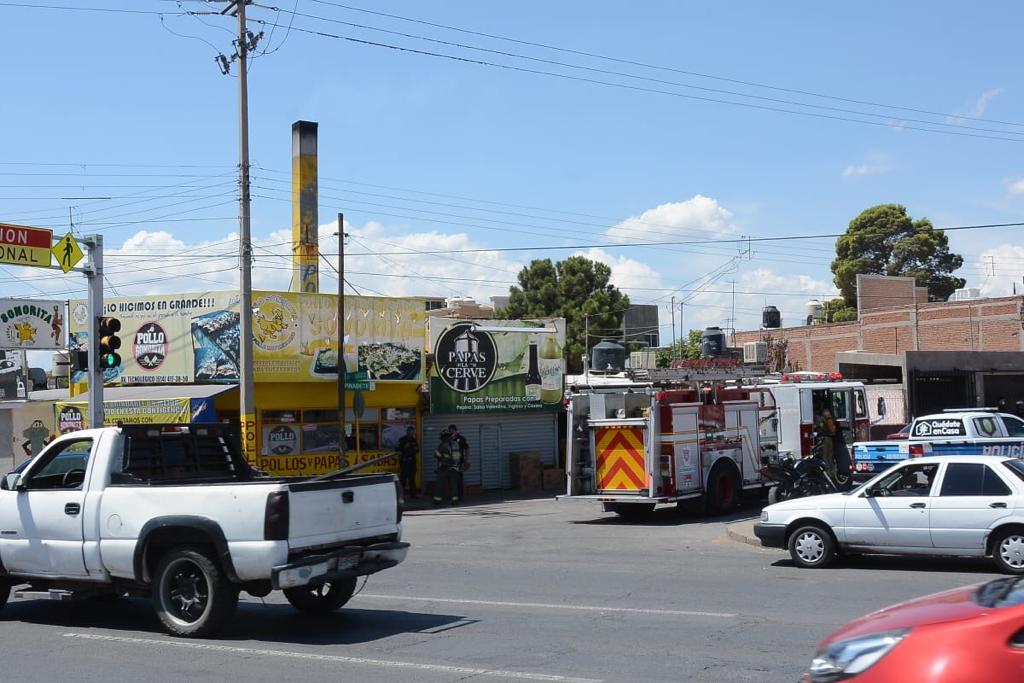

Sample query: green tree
[656,329,703,367]
[502,256,629,373]
[822,298,858,323]
[831,204,965,313]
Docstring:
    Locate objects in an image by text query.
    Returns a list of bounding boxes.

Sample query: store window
[382,408,416,450]
[345,408,380,450]
[302,410,341,454]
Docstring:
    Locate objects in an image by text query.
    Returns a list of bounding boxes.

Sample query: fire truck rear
[563,364,770,517]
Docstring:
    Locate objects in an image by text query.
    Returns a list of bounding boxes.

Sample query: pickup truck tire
[283,578,357,615]
[788,524,836,569]
[153,546,239,637]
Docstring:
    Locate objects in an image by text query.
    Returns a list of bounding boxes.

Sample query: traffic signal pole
[82,234,104,427]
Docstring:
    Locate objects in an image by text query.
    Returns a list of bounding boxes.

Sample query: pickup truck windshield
[115,425,254,484]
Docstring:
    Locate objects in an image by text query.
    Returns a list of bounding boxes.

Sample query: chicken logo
[9,321,37,346]
[252,295,298,352]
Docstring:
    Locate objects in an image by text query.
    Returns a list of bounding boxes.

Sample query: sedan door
[929,462,1015,551]
[841,463,939,548]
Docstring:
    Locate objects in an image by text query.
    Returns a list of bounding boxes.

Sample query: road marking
[62,633,601,683]
[358,594,737,619]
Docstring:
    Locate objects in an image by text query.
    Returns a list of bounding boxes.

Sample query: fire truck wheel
[706,462,740,515]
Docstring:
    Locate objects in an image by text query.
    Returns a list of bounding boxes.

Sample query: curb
[725,520,764,548]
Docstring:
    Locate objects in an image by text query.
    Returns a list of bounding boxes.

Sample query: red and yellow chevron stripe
[595,426,646,491]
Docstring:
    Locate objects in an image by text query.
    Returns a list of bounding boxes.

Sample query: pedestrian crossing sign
[52,232,84,273]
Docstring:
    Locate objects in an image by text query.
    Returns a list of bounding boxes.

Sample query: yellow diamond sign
[52,232,84,273]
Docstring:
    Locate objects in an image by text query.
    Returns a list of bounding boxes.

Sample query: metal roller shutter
[422,413,558,490]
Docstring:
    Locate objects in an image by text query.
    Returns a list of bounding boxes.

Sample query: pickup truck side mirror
[1,473,21,491]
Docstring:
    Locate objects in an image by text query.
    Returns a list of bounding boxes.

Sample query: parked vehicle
[755,455,1024,573]
[800,577,1024,682]
[852,409,1024,479]
[761,449,840,505]
[563,365,866,517]
[0,424,408,637]
[884,423,912,440]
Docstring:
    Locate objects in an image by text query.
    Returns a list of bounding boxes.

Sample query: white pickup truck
[0,424,408,637]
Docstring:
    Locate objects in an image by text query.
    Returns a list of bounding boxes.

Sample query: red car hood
[823,584,991,645]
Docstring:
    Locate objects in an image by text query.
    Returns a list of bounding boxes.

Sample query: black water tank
[762,305,781,329]
[591,338,626,373]
[701,327,727,358]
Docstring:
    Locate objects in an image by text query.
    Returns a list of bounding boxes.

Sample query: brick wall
[734,295,1024,371]
[856,274,917,315]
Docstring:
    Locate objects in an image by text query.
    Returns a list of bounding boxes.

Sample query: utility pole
[671,295,676,356]
[336,215,346,467]
[222,0,260,458]
[82,234,104,427]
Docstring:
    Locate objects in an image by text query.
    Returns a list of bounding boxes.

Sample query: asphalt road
[0,496,1004,682]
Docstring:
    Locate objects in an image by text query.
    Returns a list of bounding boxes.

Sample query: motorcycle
[761,436,849,504]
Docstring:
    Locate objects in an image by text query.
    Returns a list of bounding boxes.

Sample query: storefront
[68,291,427,478]
[424,317,565,492]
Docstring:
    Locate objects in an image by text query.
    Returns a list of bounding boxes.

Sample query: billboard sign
[69,291,425,385]
[0,299,65,350]
[428,318,565,414]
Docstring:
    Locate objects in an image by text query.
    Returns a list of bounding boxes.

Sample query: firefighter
[396,426,419,498]
[448,424,470,502]
[815,408,838,481]
[433,429,462,506]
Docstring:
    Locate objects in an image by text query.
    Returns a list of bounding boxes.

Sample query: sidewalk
[402,489,557,512]
[725,518,764,547]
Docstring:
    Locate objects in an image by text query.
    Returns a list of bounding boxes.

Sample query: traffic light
[97,317,122,369]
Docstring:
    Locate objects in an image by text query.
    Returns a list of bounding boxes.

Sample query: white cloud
[605,195,736,243]
[975,244,1024,298]
[1007,178,1024,196]
[842,163,887,178]
[947,87,1004,123]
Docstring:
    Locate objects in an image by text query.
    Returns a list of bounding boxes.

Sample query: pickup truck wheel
[283,578,357,615]
[788,524,836,569]
[153,547,239,637]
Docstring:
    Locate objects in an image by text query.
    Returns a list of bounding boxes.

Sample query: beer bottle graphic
[538,335,562,403]
[524,340,542,401]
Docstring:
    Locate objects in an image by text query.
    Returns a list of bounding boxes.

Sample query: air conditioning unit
[629,350,658,369]
[743,341,768,364]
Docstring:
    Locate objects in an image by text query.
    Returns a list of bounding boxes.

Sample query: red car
[884,422,912,439]
[801,578,1024,682]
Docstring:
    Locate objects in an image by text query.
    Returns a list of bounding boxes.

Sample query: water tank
[700,327,727,358]
[591,338,626,373]
[762,305,781,329]
[804,299,823,325]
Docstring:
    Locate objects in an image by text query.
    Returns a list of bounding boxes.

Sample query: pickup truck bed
[0,424,408,636]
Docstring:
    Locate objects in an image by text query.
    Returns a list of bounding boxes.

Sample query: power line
[272,7,1024,139]
[303,0,1024,129]
[0,2,183,15]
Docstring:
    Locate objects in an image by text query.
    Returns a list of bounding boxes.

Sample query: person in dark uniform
[448,424,470,502]
[433,430,462,506]
[396,426,419,498]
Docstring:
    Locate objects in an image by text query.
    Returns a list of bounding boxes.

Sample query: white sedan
[754,455,1024,573]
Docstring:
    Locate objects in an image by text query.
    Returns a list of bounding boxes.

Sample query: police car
[852,409,1024,478]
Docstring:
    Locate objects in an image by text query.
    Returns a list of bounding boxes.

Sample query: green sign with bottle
[427,318,566,413]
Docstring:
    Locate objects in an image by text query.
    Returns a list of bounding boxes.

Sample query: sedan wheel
[993,530,1024,574]
[788,525,835,569]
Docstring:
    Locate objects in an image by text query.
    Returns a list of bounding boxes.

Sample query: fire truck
[562,363,868,517]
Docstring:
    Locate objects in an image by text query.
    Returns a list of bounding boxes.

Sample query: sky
[2,0,1024,360]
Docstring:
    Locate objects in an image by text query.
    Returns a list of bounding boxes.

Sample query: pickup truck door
[0,437,93,578]
[841,462,939,548]
[929,462,1015,550]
